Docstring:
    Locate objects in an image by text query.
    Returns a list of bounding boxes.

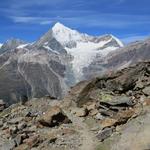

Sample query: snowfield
[52,22,124,81]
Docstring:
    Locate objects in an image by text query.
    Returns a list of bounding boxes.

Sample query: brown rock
[71,107,88,117]
[86,102,97,111]
[89,109,99,116]
[143,98,150,106]
[100,118,117,128]
[23,134,39,148]
[100,109,135,128]
[115,109,135,124]
[14,144,29,150]
[38,106,71,127]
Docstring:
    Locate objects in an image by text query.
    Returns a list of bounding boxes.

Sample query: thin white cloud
[9,16,54,24]
[10,0,66,8]
[115,0,126,4]
[9,13,150,29]
[2,0,150,30]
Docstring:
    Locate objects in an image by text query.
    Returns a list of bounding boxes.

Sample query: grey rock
[96,127,115,141]
[17,122,27,130]
[9,125,18,135]
[14,135,22,146]
[95,113,105,120]
[105,96,135,107]
[143,86,150,96]
[0,38,25,54]
[8,117,23,124]
[1,139,16,150]
[2,122,8,130]
[0,120,3,127]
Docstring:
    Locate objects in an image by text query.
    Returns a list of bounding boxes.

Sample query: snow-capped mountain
[52,22,123,47]
[35,22,124,82]
[0,22,149,106]
[0,22,125,104]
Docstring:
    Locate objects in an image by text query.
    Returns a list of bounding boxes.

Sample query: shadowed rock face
[0,59,31,104]
[68,61,150,107]
[33,30,67,54]
[0,29,69,105]
[0,48,67,105]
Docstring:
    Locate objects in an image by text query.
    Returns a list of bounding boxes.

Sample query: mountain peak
[52,22,71,32]
[51,22,82,47]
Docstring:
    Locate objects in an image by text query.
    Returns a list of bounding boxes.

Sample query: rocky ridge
[0,61,150,150]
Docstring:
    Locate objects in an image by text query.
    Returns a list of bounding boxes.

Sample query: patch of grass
[99,92,112,102]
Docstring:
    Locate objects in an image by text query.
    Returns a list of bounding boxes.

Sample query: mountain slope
[104,38,150,71]
[0,48,68,105]
[0,22,129,105]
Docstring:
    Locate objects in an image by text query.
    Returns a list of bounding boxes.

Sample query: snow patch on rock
[66,40,118,82]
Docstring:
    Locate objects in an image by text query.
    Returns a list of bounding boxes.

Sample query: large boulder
[38,106,71,127]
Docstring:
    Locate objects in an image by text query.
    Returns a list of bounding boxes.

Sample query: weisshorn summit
[0,22,149,105]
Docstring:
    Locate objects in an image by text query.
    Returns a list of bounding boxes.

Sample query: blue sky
[0,0,150,44]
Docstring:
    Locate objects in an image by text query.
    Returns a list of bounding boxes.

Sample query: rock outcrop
[38,106,71,127]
